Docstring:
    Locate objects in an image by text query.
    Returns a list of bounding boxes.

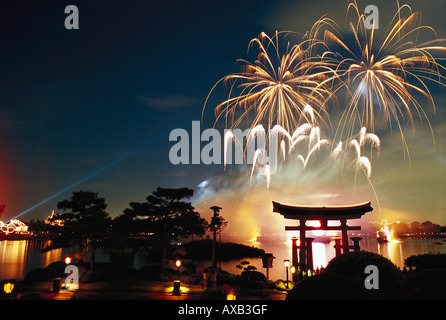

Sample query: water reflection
[312,242,335,270]
[221,237,446,280]
[0,240,27,280]
[42,243,62,269]
[0,240,64,280]
[377,240,404,268]
[1,238,445,281]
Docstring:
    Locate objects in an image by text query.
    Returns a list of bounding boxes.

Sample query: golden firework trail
[317,0,446,157]
[204,31,332,133]
[205,0,445,191]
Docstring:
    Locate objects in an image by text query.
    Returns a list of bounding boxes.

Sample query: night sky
[0,0,445,230]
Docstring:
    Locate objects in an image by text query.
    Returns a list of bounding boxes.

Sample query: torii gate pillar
[273,201,373,270]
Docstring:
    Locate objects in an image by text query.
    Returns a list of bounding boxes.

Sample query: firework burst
[204,0,445,197]
[204,31,331,133]
[318,0,446,154]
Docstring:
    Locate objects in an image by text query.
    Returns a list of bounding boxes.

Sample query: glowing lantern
[65,256,72,265]
[226,291,236,300]
[175,259,182,280]
[3,281,14,294]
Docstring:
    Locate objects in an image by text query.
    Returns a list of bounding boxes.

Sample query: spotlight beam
[10,136,160,221]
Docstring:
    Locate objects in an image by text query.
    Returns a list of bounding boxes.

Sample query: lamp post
[173,259,182,296]
[175,259,182,279]
[283,259,290,288]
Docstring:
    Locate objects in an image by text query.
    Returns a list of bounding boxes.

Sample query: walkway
[14,279,288,300]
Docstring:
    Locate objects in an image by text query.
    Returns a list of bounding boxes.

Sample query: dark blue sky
[0,0,274,219]
[0,0,444,224]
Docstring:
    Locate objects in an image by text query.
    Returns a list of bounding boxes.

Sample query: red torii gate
[273,201,373,270]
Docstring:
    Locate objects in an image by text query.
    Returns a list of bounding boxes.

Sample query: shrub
[404,253,446,271]
[236,270,267,290]
[323,251,404,299]
[405,268,446,299]
[286,273,377,300]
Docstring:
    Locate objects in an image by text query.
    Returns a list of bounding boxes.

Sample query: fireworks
[205,0,445,189]
[318,0,446,148]
[205,31,331,133]
[206,2,445,135]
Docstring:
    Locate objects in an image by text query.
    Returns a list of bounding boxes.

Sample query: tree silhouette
[121,187,206,269]
[57,190,111,271]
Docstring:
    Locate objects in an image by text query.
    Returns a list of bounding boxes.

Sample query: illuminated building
[45,210,65,227]
[0,219,29,235]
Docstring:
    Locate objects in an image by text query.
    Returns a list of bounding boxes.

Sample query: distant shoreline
[1,233,445,242]
[0,234,43,241]
[398,234,446,240]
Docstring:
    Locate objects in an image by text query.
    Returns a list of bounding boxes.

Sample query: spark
[204,0,443,197]
[204,31,331,133]
[332,141,343,161]
[358,156,372,178]
[303,139,331,168]
[317,0,446,155]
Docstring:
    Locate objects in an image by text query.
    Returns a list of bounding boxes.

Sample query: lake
[1,238,445,281]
